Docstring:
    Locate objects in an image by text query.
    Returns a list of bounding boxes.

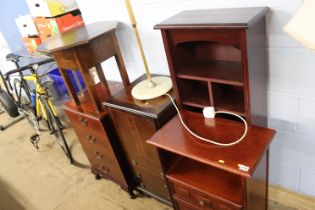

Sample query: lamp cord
[165,94,248,146]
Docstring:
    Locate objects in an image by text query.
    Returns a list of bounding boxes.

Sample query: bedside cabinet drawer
[174,196,204,210]
[65,110,106,134]
[173,183,190,200]
[170,181,242,210]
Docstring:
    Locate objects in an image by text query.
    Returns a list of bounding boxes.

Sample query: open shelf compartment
[171,41,243,86]
[177,78,210,109]
[212,83,245,115]
[166,157,243,207]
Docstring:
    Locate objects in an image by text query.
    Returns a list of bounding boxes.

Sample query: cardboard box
[26,0,78,17]
[33,12,84,41]
[53,12,84,33]
[33,17,54,40]
[23,37,42,53]
[15,14,39,37]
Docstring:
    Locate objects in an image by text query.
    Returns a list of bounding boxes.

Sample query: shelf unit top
[154,7,269,29]
[147,110,275,178]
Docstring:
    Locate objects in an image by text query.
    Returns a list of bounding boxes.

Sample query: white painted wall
[79,0,315,197]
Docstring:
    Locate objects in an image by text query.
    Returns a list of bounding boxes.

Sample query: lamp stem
[124,0,152,81]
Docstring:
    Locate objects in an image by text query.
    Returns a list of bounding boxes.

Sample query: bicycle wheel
[40,95,73,164]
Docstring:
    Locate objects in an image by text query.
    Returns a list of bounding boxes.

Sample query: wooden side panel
[246,18,268,127]
[108,108,170,200]
[246,151,268,210]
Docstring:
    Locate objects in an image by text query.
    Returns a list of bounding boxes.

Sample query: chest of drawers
[103,74,176,204]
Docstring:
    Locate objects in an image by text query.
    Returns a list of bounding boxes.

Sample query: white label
[238,164,250,172]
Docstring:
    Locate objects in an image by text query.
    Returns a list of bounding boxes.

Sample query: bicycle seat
[6,53,21,62]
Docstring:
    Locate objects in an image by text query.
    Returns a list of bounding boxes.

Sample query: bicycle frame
[22,74,58,120]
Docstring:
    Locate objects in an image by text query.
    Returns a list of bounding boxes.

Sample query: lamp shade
[284,0,315,50]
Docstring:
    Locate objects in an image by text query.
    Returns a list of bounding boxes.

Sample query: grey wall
[0,0,30,51]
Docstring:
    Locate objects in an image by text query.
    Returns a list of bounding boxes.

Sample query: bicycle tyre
[41,95,73,164]
[0,89,19,117]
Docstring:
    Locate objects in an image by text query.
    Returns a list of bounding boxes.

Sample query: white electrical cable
[165,94,248,146]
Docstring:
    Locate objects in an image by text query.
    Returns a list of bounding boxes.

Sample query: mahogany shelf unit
[156,7,270,126]
[149,7,276,210]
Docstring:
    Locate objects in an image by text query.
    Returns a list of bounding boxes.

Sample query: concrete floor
[0,111,312,210]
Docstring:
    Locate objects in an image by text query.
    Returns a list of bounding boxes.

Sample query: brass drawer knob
[86,135,96,144]
[131,159,137,166]
[198,200,205,206]
[95,152,103,160]
[102,166,110,174]
[160,172,164,178]
[79,117,88,126]
[136,172,141,178]
[140,182,145,189]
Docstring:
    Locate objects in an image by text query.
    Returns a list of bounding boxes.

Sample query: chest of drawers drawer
[83,144,125,181]
[72,124,112,155]
[66,110,106,135]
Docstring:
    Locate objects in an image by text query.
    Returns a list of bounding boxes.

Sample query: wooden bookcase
[156,7,270,126]
[148,7,276,210]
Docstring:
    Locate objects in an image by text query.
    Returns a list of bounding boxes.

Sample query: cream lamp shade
[284,0,315,50]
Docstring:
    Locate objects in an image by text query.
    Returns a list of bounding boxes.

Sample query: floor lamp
[124,0,173,100]
[284,0,315,50]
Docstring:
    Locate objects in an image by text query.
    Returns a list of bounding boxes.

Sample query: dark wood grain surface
[148,110,275,178]
[154,7,269,29]
[103,74,176,203]
[103,74,174,119]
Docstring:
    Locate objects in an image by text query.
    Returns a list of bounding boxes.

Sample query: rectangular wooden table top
[147,110,276,178]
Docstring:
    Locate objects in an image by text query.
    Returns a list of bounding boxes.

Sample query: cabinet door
[109,109,160,164]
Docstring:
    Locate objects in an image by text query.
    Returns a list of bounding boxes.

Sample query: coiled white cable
[165,94,248,146]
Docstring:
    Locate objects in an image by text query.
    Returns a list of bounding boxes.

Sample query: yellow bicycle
[3,54,73,163]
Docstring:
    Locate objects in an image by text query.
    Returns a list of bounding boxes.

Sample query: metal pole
[124,0,152,81]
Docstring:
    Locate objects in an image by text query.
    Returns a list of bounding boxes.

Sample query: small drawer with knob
[191,193,213,210]
[169,180,242,210]
[65,109,106,134]
[84,146,125,183]
[72,124,112,154]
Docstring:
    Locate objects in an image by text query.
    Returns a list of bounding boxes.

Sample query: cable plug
[203,106,215,119]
